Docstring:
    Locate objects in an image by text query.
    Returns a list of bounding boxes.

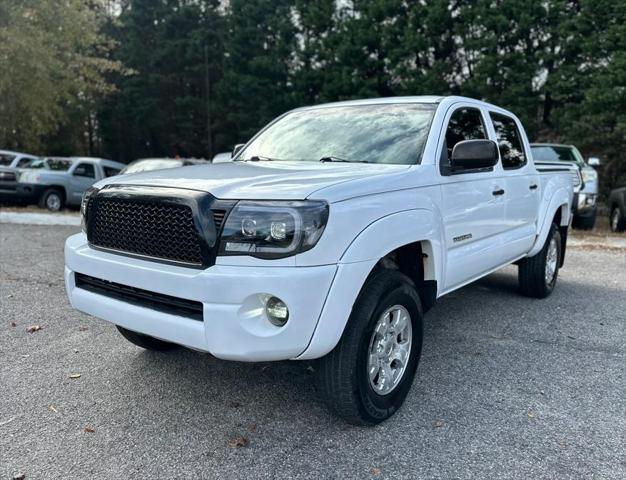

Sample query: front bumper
[64,233,338,361]
[0,182,45,202]
[573,192,597,217]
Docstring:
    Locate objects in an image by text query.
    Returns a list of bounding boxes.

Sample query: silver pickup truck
[10,157,125,211]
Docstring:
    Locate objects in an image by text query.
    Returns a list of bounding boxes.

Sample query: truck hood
[101,161,411,200]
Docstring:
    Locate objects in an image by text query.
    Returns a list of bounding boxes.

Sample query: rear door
[438,105,508,292]
[488,112,539,256]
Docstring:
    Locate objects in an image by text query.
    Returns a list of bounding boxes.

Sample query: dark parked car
[608,187,626,232]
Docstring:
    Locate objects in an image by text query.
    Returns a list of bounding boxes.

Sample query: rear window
[0,154,16,166]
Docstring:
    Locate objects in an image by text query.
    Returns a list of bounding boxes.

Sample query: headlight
[81,186,99,233]
[581,168,597,183]
[218,200,329,259]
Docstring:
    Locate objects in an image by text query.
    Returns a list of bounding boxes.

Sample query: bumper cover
[0,182,45,201]
[65,233,339,361]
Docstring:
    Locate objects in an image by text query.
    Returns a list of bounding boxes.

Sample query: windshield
[28,158,72,171]
[238,103,436,165]
[531,146,585,167]
[121,159,183,174]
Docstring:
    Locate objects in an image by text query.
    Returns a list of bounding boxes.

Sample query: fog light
[266,296,289,326]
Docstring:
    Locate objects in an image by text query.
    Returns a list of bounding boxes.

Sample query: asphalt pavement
[1,223,625,479]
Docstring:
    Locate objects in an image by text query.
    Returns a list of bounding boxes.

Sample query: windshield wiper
[319,156,371,164]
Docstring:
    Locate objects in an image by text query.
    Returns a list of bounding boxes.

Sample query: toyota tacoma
[65,96,579,425]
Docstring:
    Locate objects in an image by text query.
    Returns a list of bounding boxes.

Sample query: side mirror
[450,140,499,171]
[233,143,245,157]
[587,157,600,167]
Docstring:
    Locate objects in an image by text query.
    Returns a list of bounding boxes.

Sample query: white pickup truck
[64,96,579,425]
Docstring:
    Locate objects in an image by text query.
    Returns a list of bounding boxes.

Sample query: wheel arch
[528,189,570,258]
[297,209,443,360]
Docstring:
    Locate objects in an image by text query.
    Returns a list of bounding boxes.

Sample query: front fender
[297,209,444,360]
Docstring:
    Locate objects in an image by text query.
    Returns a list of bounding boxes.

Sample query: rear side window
[490,113,527,169]
[442,108,487,168]
[103,167,120,177]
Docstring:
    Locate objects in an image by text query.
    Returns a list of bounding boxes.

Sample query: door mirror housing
[233,143,245,157]
[450,139,499,171]
[587,157,601,167]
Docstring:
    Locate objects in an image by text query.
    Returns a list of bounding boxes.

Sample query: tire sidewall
[355,281,423,423]
[543,225,562,293]
[44,190,63,211]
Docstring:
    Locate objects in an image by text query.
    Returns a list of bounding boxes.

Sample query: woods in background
[1,0,625,189]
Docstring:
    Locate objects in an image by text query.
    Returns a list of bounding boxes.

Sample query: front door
[69,162,96,204]
[438,105,508,292]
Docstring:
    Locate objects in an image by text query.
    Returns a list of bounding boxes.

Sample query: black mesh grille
[89,197,204,265]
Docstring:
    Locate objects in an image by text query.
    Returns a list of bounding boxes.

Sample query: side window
[441,108,487,171]
[103,167,120,177]
[73,163,95,178]
[16,157,33,168]
[490,112,527,169]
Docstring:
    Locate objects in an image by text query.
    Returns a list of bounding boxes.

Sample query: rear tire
[315,269,423,426]
[518,223,562,299]
[116,326,179,351]
[610,207,625,233]
[39,188,64,211]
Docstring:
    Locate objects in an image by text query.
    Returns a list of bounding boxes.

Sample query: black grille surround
[75,272,204,321]
[86,185,235,268]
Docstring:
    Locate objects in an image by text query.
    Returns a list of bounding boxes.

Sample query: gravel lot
[1,223,625,479]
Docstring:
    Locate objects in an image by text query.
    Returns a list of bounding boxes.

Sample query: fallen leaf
[372,467,382,476]
[48,405,58,413]
[84,426,95,433]
[68,373,81,379]
[559,440,568,448]
[528,411,536,419]
[434,420,444,428]
[10,322,17,327]
[26,325,41,333]
[78,326,88,332]
[12,474,25,480]
[227,435,248,448]
[248,424,257,433]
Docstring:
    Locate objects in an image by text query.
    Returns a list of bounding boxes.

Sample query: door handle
[529,184,538,190]
[492,189,505,196]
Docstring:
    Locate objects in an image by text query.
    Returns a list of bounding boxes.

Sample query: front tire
[116,326,179,351]
[39,188,64,211]
[315,270,423,426]
[610,207,625,233]
[518,223,562,298]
